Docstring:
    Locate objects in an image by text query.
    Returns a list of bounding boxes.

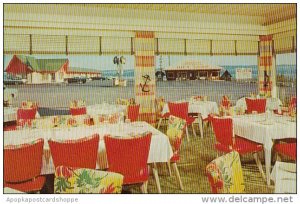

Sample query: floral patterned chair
[165,115,186,190]
[54,166,123,194]
[168,102,196,142]
[155,97,170,129]
[206,151,245,193]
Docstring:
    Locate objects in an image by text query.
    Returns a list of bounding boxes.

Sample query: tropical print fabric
[54,166,123,194]
[167,115,186,152]
[206,151,245,193]
[155,97,165,117]
[70,100,86,108]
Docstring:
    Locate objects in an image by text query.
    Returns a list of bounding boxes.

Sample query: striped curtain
[258,35,275,97]
[134,31,156,125]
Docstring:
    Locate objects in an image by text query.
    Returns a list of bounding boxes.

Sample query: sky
[3,53,296,71]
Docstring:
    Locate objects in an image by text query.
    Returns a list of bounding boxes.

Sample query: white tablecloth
[270,161,296,193]
[4,107,18,122]
[235,97,282,112]
[4,121,173,175]
[162,100,219,119]
[86,104,127,115]
[232,113,296,185]
[4,187,25,194]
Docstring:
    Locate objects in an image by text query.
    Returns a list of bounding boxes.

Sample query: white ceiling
[4,4,296,25]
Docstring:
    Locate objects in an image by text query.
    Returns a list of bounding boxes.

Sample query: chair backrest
[4,139,44,183]
[211,117,234,147]
[168,102,189,120]
[127,104,140,122]
[245,98,266,113]
[290,97,296,108]
[155,97,165,116]
[104,133,152,185]
[17,108,37,121]
[54,166,124,194]
[166,115,186,161]
[206,151,245,193]
[70,107,87,116]
[48,134,99,169]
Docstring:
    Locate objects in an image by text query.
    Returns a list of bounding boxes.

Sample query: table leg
[264,147,272,185]
[198,113,203,138]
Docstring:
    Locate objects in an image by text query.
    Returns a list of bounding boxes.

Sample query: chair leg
[166,161,172,176]
[185,126,190,142]
[275,152,282,162]
[172,163,184,190]
[140,181,148,193]
[157,118,162,129]
[192,123,196,137]
[253,152,266,180]
[198,117,204,139]
[152,163,162,193]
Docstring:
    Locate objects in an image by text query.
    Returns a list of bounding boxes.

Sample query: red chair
[104,133,152,193]
[274,142,296,161]
[290,97,296,108]
[168,102,196,141]
[70,107,87,116]
[4,108,37,131]
[127,104,140,122]
[245,98,266,114]
[211,117,266,179]
[4,139,45,193]
[48,134,99,169]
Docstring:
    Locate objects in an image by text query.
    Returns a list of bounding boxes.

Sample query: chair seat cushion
[274,143,296,160]
[215,137,263,155]
[170,152,180,162]
[120,167,149,185]
[4,176,45,193]
[186,116,196,125]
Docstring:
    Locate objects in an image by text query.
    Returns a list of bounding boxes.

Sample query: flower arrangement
[70,99,86,108]
[21,101,38,109]
[116,98,135,106]
[191,95,207,102]
[67,117,78,127]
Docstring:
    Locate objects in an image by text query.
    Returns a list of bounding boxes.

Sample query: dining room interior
[2,3,297,195]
